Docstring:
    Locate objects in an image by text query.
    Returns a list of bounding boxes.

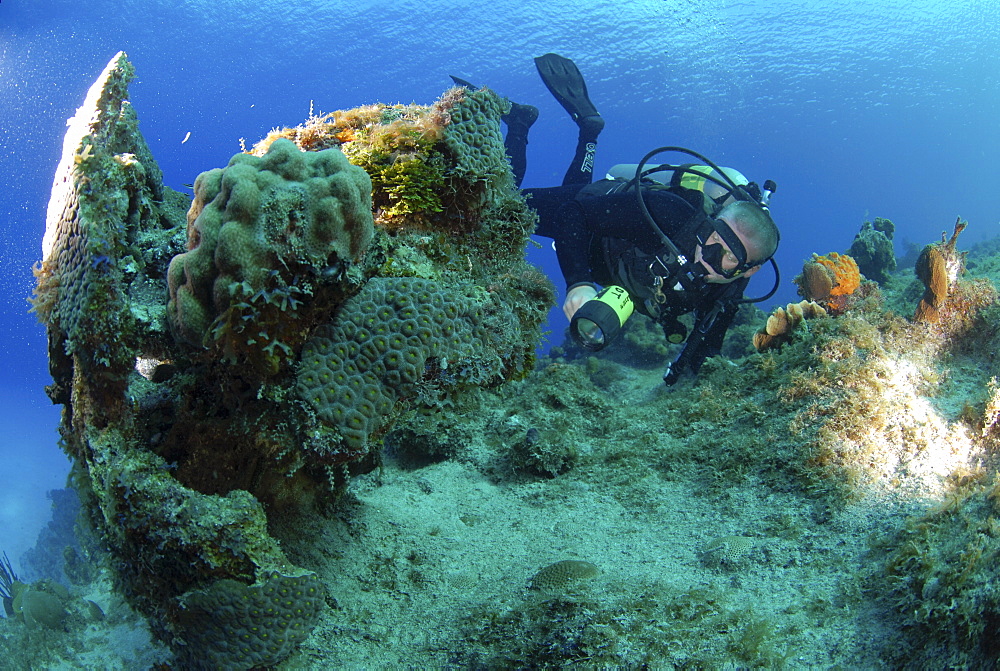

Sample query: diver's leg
[562,115,605,186]
[524,184,594,293]
[523,184,588,237]
[503,102,539,188]
[533,53,605,186]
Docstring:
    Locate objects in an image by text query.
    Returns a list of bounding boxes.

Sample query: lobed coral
[753,300,828,352]
[167,138,373,374]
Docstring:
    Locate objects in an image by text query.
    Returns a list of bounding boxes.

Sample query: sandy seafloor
[292,425,904,668]
[6,231,1000,669]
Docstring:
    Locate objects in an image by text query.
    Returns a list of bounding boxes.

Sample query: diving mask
[696,218,758,279]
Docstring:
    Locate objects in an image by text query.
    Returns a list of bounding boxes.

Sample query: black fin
[533,52,600,122]
[504,102,539,129]
[449,75,478,90]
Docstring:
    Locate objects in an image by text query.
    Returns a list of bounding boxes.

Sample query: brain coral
[296,276,496,460]
[173,572,324,670]
[439,87,510,185]
[795,252,862,313]
[166,138,373,355]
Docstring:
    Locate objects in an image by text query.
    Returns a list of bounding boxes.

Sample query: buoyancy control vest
[571,178,716,321]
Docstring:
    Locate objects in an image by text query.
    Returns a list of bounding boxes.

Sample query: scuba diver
[453,53,781,386]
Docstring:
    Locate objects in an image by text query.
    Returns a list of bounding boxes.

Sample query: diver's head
[695,201,779,283]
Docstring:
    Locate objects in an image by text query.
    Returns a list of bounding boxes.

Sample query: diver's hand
[563,284,598,321]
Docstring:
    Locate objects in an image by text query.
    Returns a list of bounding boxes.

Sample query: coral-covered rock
[31,51,182,425]
[35,52,553,669]
[251,87,535,273]
[849,217,896,284]
[912,217,996,334]
[914,218,966,323]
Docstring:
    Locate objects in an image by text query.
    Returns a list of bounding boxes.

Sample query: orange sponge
[795,252,862,313]
[813,252,862,296]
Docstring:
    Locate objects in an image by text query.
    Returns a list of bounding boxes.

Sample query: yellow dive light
[570,286,635,351]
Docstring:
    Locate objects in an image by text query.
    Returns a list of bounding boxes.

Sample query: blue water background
[2,0,998,575]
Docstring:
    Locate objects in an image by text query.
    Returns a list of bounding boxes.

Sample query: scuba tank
[605,163,752,214]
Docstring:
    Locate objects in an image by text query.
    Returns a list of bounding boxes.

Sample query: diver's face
[695,224,761,284]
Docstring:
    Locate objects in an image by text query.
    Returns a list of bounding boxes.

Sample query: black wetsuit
[526,179,748,378]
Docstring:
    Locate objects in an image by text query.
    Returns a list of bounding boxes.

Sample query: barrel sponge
[166,138,374,346]
[173,571,324,670]
[296,276,497,459]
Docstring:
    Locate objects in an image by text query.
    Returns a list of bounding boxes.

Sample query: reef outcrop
[914,217,973,325]
[849,217,896,284]
[32,52,551,668]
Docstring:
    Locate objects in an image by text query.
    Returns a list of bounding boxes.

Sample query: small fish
[181,131,191,144]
